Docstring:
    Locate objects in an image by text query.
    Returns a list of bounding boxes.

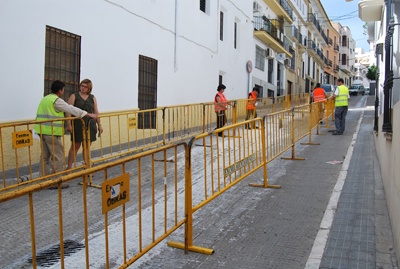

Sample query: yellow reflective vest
[34,94,64,136]
[335,85,349,107]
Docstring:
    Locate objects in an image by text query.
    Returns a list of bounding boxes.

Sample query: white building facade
[0,0,258,122]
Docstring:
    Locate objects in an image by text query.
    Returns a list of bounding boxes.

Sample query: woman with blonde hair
[66,79,103,170]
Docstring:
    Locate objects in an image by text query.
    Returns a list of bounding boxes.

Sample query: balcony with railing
[328,38,333,46]
[292,26,298,42]
[253,16,292,57]
[326,59,332,68]
[264,0,294,24]
[308,13,322,33]
[321,31,328,44]
[300,34,307,48]
[308,13,329,45]
[334,64,339,72]
[334,43,339,51]
[307,39,317,55]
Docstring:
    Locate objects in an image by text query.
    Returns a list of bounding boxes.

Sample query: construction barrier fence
[0,98,337,268]
[1,94,310,191]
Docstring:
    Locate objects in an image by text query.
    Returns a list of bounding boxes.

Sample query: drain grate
[28,240,85,267]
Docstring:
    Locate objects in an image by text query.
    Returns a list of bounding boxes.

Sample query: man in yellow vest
[332,78,349,135]
[34,80,97,187]
[245,87,259,129]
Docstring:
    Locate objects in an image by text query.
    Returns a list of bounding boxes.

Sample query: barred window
[255,46,265,71]
[44,25,81,101]
[268,59,273,83]
[220,11,224,41]
[200,0,206,12]
[234,22,237,49]
[138,55,158,129]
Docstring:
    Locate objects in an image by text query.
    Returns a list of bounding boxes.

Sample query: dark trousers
[334,106,348,134]
[245,109,257,128]
[215,111,227,129]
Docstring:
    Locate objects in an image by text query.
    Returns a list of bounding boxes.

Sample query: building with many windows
[0,0,356,123]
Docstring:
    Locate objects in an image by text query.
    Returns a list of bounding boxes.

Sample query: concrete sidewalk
[133,95,398,268]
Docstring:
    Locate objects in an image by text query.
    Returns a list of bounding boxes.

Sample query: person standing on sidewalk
[214,84,228,135]
[34,80,97,188]
[66,79,103,170]
[332,78,349,135]
[245,87,259,129]
[312,83,327,124]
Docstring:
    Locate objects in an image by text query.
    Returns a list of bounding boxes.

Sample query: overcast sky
[320,0,370,52]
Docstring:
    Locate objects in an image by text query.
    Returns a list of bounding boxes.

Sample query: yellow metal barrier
[0,117,88,190]
[167,118,279,254]
[0,142,188,269]
[1,97,324,268]
[0,94,311,191]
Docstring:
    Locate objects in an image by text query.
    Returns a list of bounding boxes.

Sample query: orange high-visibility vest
[246,91,257,110]
[214,92,227,112]
[313,88,326,103]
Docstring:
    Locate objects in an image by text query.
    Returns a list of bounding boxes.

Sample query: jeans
[334,106,348,134]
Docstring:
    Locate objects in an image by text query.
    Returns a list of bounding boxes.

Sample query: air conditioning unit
[265,48,273,59]
[253,2,261,12]
[284,59,291,67]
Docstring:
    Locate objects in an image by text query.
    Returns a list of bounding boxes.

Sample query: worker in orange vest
[312,83,328,123]
[245,87,259,129]
[214,84,228,135]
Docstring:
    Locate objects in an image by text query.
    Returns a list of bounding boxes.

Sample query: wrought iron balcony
[253,16,292,57]
[334,44,339,51]
[264,0,294,24]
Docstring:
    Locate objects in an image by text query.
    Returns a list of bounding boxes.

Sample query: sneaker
[332,132,342,135]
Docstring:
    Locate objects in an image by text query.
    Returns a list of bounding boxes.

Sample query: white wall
[0,0,255,122]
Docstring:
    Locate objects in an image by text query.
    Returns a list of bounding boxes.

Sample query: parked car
[320,84,336,98]
[349,84,365,96]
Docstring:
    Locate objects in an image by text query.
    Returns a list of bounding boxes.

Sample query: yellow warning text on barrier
[224,153,256,178]
[12,130,33,149]
[102,173,130,214]
[128,117,137,129]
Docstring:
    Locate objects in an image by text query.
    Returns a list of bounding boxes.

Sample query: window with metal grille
[341,54,347,65]
[220,11,224,41]
[234,22,237,49]
[138,55,158,129]
[267,59,273,83]
[44,26,81,101]
[255,45,265,71]
[200,0,206,12]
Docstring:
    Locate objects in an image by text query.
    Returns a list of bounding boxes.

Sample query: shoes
[48,184,69,190]
[332,132,343,135]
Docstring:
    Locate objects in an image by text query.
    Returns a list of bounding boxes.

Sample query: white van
[349,84,365,96]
